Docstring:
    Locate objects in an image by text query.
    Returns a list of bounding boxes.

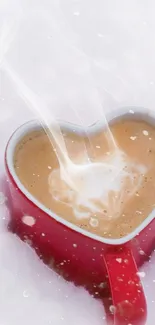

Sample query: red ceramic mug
[6,107,155,325]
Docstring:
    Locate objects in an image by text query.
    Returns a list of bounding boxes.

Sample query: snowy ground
[1,0,155,324]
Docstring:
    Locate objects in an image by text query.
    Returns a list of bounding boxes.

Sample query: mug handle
[104,246,147,325]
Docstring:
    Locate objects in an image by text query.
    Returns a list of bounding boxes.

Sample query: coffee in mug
[14,118,155,239]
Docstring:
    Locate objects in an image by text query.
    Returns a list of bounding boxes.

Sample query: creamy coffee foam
[14,118,155,239]
[48,150,146,222]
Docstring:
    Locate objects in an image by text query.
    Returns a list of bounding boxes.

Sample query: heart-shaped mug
[5,106,155,325]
